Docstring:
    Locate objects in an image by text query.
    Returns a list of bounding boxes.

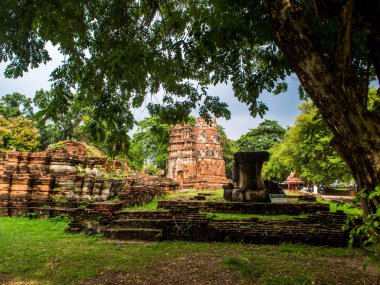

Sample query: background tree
[262,141,292,182]
[0,93,33,118]
[33,89,132,156]
[127,116,170,171]
[33,89,88,147]
[263,102,352,185]
[82,116,131,158]
[217,125,237,179]
[237,120,285,152]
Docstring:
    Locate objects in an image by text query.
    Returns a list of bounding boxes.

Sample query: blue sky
[0,44,301,140]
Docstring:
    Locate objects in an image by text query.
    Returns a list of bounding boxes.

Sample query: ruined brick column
[166,118,228,189]
[166,123,197,186]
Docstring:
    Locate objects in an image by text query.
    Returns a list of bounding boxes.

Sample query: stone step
[191,196,206,201]
[102,228,163,241]
[67,227,82,233]
[109,218,170,229]
[115,210,171,219]
[109,209,207,220]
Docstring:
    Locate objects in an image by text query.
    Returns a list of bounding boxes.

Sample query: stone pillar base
[229,188,269,202]
[244,190,268,202]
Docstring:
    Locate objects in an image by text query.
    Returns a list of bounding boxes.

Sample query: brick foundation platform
[67,200,349,246]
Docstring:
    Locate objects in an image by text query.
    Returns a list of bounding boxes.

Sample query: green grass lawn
[0,217,376,285]
[316,198,363,216]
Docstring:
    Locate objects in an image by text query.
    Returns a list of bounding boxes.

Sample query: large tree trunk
[266,0,380,215]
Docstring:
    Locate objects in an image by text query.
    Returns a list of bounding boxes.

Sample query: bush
[0,115,40,151]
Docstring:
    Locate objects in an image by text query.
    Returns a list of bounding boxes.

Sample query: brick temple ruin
[0,141,178,217]
[166,118,228,189]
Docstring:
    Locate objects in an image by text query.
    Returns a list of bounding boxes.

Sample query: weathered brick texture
[166,118,228,189]
[0,141,178,216]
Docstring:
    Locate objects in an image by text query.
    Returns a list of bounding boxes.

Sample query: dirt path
[80,253,244,285]
[80,253,379,285]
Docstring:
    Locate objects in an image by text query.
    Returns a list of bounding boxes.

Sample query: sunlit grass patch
[316,198,362,216]
[123,197,166,211]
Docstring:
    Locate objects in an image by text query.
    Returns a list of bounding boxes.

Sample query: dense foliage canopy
[33,89,131,156]
[0,0,290,124]
[237,120,285,152]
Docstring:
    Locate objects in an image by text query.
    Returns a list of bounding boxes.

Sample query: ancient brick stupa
[166,118,228,189]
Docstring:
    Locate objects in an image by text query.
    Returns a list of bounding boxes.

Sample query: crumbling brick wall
[0,141,179,217]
